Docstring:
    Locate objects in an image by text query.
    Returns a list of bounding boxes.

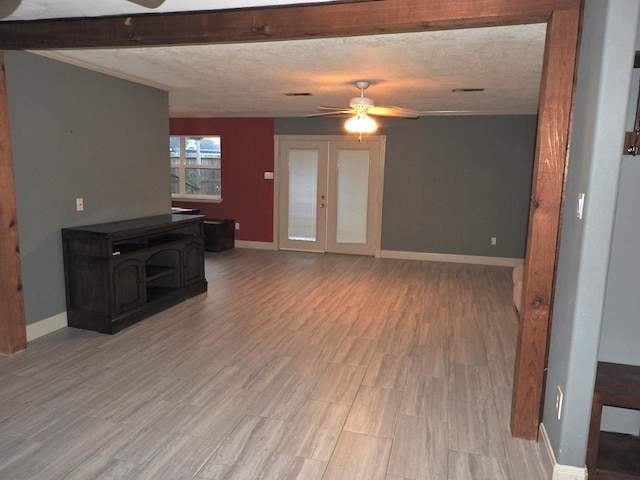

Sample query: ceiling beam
[0,0,579,49]
[0,0,583,443]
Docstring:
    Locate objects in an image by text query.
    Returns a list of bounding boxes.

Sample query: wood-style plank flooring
[0,249,548,479]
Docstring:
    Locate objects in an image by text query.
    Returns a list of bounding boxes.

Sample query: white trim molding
[540,423,588,480]
[377,249,524,268]
[26,312,67,342]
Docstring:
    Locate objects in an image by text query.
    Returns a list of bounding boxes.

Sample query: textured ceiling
[3,1,547,118]
[0,0,336,20]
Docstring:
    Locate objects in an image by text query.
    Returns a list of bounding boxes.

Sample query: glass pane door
[278,140,328,252]
[278,136,383,256]
[287,150,318,241]
[326,140,380,256]
[335,150,370,244]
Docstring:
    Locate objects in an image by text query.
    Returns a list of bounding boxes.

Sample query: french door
[276,135,385,256]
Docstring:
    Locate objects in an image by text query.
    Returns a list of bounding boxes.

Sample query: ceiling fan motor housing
[350,96,374,113]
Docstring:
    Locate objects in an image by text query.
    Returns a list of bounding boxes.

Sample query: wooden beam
[0,0,579,49]
[0,0,582,436]
[510,6,582,440]
[0,50,27,355]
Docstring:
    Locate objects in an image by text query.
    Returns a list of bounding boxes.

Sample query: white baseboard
[234,240,276,250]
[26,312,67,342]
[540,423,588,480]
[377,249,524,267]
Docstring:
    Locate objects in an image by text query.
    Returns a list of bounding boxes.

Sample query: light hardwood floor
[0,249,548,479]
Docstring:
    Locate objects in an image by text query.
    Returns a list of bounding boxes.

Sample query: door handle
[320,203,326,208]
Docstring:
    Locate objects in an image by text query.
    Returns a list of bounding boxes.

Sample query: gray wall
[5,51,171,325]
[276,115,536,259]
[542,0,640,467]
[598,35,640,435]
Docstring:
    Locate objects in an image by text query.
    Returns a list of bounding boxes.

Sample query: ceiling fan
[309,80,420,120]
[125,0,166,7]
[309,80,420,140]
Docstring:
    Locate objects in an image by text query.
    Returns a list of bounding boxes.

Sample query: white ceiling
[0,0,340,20]
[2,1,547,118]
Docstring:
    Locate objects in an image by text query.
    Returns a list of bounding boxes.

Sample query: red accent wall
[170,118,275,243]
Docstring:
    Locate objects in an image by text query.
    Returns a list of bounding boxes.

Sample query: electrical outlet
[235,222,240,230]
[76,198,84,212]
[577,193,585,219]
[555,385,564,420]
[490,237,497,246]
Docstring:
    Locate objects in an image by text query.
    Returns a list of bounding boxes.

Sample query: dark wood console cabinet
[587,362,640,479]
[62,214,207,334]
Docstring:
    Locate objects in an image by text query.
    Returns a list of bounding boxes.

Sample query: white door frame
[273,134,386,256]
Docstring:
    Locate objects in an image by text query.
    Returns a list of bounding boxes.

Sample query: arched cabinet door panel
[182,240,205,286]
[113,257,146,314]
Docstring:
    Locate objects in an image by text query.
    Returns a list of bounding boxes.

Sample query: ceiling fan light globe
[345,114,378,134]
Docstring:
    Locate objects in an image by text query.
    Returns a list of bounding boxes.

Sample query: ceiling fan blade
[0,0,20,19]
[125,0,166,8]
[307,110,354,118]
[368,106,420,119]
[316,106,354,111]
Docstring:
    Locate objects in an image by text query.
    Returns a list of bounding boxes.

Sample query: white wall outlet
[576,193,585,219]
[555,385,564,420]
[490,237,497,246]
[76,198,84,212]
[235,222,240,230]
[264,171,274,180]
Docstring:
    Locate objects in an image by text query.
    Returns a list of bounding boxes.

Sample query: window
[170,136,221,201]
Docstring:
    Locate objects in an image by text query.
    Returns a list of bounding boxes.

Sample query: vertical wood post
[0,50,27,355]
[510,7,581,439]
[0,0,584,427]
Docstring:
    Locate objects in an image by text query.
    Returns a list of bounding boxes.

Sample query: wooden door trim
[0,0,583,439]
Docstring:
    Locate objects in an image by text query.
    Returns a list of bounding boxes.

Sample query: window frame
[170,135,222,203]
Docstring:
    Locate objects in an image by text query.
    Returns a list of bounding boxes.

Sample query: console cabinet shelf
[587,362,640,479]
[62,214,207,334]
